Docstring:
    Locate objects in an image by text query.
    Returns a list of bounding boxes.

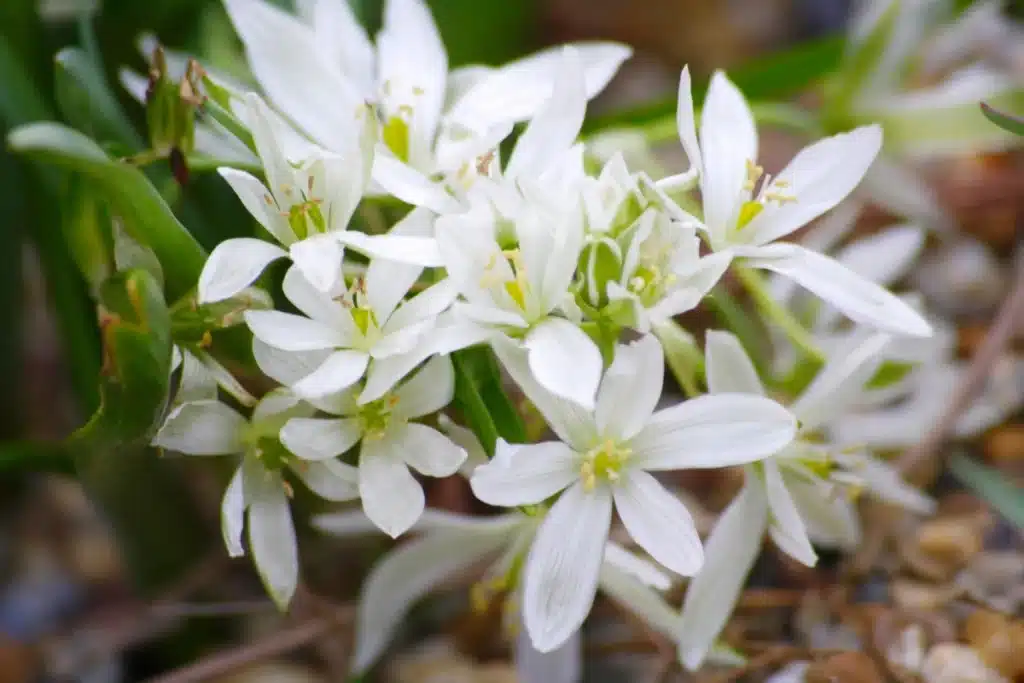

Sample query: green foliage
[981,102,1024,136]
[452,347,528,457]
[54,46,142,148]
[950,453,1024,530]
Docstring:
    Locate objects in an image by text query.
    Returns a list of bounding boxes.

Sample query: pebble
[213,662,325,683]
[982,424,1024,465]
[805,652,884,683]
[962,609,1024,679]
[920,643,1009,683]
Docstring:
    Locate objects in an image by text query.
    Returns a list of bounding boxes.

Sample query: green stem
[653,319,703,397]
[734,265,825,365]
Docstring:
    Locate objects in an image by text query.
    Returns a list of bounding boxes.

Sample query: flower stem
[653,319,704,397]
[734,265,826,365]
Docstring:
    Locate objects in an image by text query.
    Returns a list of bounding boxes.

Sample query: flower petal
[699,71,757,237]
[677,477,768,670]
[154,400,246,455]
[371,154,461,213]
[599,562,679,639]
[247,482,299,609]
[446,42,631,131]
[221,468,246,557]
[833,452,936,514]
[245,310,347,351]
[336,229,445,267]
[783,473,860,549]
[197,238,286,304]
[523,482,612,652]
[289,233,344,293]
[365,209,434,320]
[745,126,883,245]
[704,330,765,395]
[737,242,933,337]
[292,459,361,502]
[396,423,466,477]
[524,317,603,410]
[602,542,673,590]
[217,169,290,244]
[282,266,352,329]
[252,340,332,387]
[763,462,817,566]
[359,439,425,538]
[613,471,703,576]
[505,47,585,179]
[281,417,363,460]
[393,354,454,418]
[631,394,796,470]
[470,439,578,507]
[858,154,954,231]
[675,65,701,177]
[492,337,597,450]
[790,332,890,431]
[307,0,375,93]
[595,335,664,441]
[351,525,511,673]
[292,350,370,399]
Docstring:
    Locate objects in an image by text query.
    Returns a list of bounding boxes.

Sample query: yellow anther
[412,86,425,96]
[580,439,630,491]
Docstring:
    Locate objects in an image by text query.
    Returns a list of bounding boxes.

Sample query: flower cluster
[143,0,1024,675]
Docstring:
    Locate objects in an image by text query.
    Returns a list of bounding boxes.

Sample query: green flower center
[481,249,531,314]
[580,439,632,491]
[382,109,412,163]
[735,159,797,232]
[358,394,400,441]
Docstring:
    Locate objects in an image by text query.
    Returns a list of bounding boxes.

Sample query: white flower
[280,355,466,538]
[313,505,674,675]
[665,67,931,338]
[197,93,375,302]
[244,246,457,403]
[471,334,796,652]
[434,185,602,409]
[152,390,359,607]
[222,0,630,211]
[677,329,935,670]
[169,345,255,407]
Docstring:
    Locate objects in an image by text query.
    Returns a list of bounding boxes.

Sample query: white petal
[281,265,352,329]
[251,388,304,423]
[602,542,672,591]
[221,468,246,557]
[505,47,585,179]
[360,351,433,406]
[523,482,612,652]
[699,71,757,236]
[197,238,286,304]
[763,462,817,566]
[446,42,631,130]
[217,169,291,244]
[738,243,933,337]
[595,335,664,441]
[438,415,490,477]
[336,229,444,267]
[492,337,597,450]
[395,423,466,477]
[154,400,246,455]
[745,126,883,245]
[677,477,767,670]
[835,223,925,287]
[524,317,603,410]
[223,0,361,151]
[599,562,679,639]
[351,525,510,673]
[383,278,459,336]
[613,471,703,576]
[371,318,433,358]
[289,234,344,293]
[631,394,796,470]
[252,340,332,387]
[790,332,890,431]
[292,350,370,399]
[365,240,428,323]
[176,348,218,403]
[281,417,363,460]
[675,66,701,177]
[245,310,347,351]
[783,473,860,549]
[858,155,954,231]
[392,354,454,418]
[833,452,936,514]
[247,483,299,608]
[359,439,425,538]
[470,439,578,507]
[704,330,765,395]
[308,0,375,93]
[292,459,361,502]
[370,154,460,213]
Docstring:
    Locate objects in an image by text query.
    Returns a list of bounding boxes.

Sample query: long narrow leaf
[949,453,1024,530]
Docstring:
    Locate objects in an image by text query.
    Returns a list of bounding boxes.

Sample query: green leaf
[0,440,73,475]
[54,47,143,148]
[452,346,527,457]
[62,175,115,296]
[8,122,206,299]
[823,0,900,121]
[949,453,1024,530]
[981,101,1024,136]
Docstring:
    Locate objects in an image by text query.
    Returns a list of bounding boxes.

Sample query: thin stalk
[734,265,825,365]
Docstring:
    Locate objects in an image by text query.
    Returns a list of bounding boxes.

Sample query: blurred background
[0,0,1022,681]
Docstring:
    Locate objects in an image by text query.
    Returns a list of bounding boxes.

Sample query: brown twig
[144,605,354,683]
[897,250,1024,480]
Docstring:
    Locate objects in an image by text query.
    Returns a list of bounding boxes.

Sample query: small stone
[920,643,1009,683]
[915,516,985,574]
[982,425,1024,465]
[891,579,960,611]
[0,637,37,683]
[805,652,884,683]
[213,661,325,683]
[957,323,989,359]
[962,610,1024,679]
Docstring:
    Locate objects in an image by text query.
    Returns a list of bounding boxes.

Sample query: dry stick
[144,606,354,683]
[896,252,1024,479]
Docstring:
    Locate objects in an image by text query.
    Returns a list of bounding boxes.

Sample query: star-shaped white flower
[676,329,935,670]
[152,390,359,608]
[223,0,631,212]
[663,67,932,338]
[280,355,466,538]
[470,334,796,652]
[197,93,376,301]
